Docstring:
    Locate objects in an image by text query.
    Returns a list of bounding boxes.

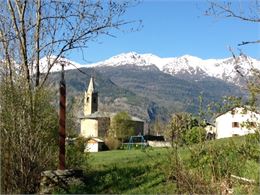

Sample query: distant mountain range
[88,52,260,86]
[46,52,260,122]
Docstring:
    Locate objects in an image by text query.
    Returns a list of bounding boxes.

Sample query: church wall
[97,117,110,138]
[80,118,98,137]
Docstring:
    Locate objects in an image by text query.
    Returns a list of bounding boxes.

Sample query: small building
[85,138,105,152]
[215,106,260,139]
[205,123,216,140]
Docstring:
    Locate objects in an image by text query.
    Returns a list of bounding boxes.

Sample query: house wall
[216,108,260,139]
[86,142,98,152]
[85,140,104,152]
[80,118,98,137]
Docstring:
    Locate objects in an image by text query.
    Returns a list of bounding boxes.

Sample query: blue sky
[68,0,260,64]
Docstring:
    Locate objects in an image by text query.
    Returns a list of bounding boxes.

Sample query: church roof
[80,111,110,119]
[87,137,104,143]
[87,77,96,93]
[109,113,144,122]
[80,111,144,122]
[130,116,144,122]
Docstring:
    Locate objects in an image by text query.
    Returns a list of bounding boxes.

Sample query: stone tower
[84,77,98,115]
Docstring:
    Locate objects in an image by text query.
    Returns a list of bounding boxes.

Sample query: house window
[232,122,239,128]
[87,97,89,103]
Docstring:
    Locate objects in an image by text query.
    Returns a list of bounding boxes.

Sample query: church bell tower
[84,77,98,115]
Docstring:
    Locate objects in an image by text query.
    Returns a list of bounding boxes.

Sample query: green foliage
[183,126,206,145]
[166,112,200,145]
[163,136,260,194]
[109,112,135,141]
[66,137,89,170]
[190,140,244,180]
[165,149,217,194]
[238,133,260,161]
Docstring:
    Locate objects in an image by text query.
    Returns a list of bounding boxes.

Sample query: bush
[189,140,247,180]
[238,133,260,161]
[105,136,122,150]
[183,126,206,145]
[66,137,89,170]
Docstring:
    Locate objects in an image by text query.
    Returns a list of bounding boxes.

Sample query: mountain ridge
[88,52,260,86]
[43,52,260,86]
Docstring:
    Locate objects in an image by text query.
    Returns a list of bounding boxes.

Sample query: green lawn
[56,136,259,194]
[85,148,175,194]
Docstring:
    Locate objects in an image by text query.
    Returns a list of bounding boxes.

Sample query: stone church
[80,77,144,139]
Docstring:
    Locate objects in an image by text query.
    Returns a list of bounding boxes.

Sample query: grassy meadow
[56,136,259,194]
[83,148,175,194]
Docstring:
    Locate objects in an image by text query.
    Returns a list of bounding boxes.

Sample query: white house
[85,138,105,152]
[215,107,260,139]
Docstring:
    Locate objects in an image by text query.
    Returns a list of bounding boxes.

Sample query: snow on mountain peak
[39,55,85,73]
[88,52,260,85]
[89,51,163,69]
[39,52,260,86]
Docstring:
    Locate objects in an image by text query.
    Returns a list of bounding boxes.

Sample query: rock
[39,169,85,194]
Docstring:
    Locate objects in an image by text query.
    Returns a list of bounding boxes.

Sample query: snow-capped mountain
[39,55,85,73]
[88,52,260,85]
[40,52,260,86]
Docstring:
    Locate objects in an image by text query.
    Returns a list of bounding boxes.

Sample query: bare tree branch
[238,40,260,46]
[206,0,260,46]
[207,1,260,23]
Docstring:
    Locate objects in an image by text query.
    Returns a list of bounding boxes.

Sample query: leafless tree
[0,0,141,88]
[0,0,141,193]
[205,0,260,46]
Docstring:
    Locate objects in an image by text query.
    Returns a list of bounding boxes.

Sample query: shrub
[238,133,260,161]
[0,85,58,194]
[66,137,89,170]
[189,140,247,180]
[105,136,122,150]
[183,126,206,145]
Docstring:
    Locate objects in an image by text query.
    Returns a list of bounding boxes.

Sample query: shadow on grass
[63,164,160,194]
[85,165,150,194]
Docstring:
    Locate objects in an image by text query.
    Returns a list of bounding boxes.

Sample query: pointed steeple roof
[87,77,96,93]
